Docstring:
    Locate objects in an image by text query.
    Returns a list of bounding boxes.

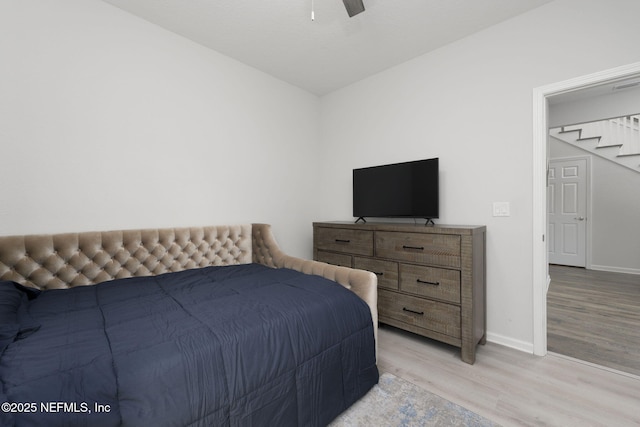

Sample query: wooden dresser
[313,221,486,364]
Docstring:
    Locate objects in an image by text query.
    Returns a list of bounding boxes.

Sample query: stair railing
[609,115,640,154]
[571,114,640,155]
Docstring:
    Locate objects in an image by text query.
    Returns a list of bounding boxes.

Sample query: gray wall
[0,0,321,257]
[549,86,640,128]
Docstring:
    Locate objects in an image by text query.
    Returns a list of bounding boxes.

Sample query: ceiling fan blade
[343,0,365,17]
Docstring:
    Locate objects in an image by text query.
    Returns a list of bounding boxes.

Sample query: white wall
[549,87,640,128]
[0,0,320,256]
[549,139,640,274]
[318,0,640,351]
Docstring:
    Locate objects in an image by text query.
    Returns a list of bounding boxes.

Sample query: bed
[0,224,379,426]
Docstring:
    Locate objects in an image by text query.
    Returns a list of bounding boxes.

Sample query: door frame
[532,61,640,356]
[547,155,591,269]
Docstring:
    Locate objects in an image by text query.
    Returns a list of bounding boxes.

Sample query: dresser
[313,221,486,364]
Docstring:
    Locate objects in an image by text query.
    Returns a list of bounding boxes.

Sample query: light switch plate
[493,202,510,217]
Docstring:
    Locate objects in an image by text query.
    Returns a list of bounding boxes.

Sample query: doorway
[531,61,640,357]
[545,104,640,375]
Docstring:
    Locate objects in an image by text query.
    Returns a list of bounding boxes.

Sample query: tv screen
[353,158,439,220]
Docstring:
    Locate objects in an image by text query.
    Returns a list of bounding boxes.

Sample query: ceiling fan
[343,0,365,17]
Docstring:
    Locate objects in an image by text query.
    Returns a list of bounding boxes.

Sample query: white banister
[564,114,640,155]
[550,114,640,173]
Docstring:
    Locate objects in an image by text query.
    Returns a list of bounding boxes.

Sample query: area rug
[330,373,500,427]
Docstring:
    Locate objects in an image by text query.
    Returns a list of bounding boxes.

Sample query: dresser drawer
[315,227,374,256]
[376,231,460,268]
[354,257,398,290]
[378,289,460,338]
[316,250,352,268]
[399,264,460,304]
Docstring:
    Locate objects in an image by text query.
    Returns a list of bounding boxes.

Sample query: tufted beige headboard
[0,223,378,351]
[0,224,252,290]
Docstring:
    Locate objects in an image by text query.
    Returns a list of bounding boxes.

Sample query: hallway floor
[547,264,640,377]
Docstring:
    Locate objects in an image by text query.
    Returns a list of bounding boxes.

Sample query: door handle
[574,217,585,221]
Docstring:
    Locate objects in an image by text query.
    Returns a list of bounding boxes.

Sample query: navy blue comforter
[0,264,378,426]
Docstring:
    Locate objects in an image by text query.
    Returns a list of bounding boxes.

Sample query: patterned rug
[330,373,500,427]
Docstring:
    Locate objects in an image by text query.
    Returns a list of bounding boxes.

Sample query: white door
[548,158,588,267]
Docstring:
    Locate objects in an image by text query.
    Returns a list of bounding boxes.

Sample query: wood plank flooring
[377,324,640,427]
[547,265,640,377]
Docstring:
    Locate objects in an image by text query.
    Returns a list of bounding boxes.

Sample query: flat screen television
[353,158,439,223]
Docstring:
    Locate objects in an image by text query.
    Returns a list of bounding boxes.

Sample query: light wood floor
[377,324,640,427]
[547,264,640,377]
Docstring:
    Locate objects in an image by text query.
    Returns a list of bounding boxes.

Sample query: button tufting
[2,225,253,289]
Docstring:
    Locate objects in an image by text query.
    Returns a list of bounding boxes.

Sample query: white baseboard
[590,265,640,275]
[486,332,534,354]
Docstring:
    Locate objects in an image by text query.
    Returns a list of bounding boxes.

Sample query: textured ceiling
[102,0,553,95]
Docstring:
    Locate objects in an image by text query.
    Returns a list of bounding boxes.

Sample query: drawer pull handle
[335,239,351,243]
[402,245,424,251]
[373,271,384,276]
[402,307,424,316]
[417,279,440,286]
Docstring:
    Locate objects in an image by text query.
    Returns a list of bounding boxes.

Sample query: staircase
[549,114,640,172]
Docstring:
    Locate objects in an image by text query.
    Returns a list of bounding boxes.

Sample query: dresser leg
[461,346,476,365]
